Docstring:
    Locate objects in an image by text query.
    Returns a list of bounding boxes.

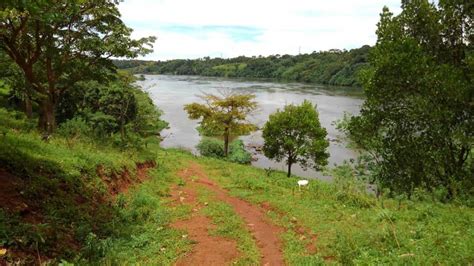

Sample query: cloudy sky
[118,0,402,60]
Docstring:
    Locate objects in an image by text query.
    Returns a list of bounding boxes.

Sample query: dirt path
[171,162,285,266]
[170,168,240,266]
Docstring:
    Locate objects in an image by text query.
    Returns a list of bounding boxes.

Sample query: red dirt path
[171,162,285,266]
[170,170,239,266]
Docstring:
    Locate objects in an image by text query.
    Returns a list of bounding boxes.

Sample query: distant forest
[114,45,371,87]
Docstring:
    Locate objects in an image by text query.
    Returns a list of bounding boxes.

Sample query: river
[137,75,363,180]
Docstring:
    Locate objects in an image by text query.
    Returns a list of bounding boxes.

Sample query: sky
[118,0,402,61]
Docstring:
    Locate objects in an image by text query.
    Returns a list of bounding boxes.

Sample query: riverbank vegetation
[341,1,473,201]
[114,45,371,87]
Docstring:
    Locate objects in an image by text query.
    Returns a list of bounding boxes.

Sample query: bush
[196,138,252,164]
[228,140,252,164]
[57,117,92,140]
[196,138,224,158]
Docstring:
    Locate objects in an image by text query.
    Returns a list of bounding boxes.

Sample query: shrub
[57,117,92,140]
[196,138,252,164]
[196,138,224,158]
[228,140,252,164]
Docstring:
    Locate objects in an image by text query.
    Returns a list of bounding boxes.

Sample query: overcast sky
[118,0,402,61]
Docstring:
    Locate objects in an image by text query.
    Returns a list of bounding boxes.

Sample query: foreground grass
[97,164,190,264]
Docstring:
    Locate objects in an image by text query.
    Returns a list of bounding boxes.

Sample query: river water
[137,75,363,180]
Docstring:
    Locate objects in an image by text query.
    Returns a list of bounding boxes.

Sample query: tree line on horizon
[114,45,370,87]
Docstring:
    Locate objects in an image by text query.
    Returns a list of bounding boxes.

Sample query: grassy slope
[172,152,474,265]
[1,106,473,264]
[103,147,474,265]
[0,107,189,264]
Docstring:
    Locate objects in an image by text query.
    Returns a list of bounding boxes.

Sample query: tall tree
[184,90,257,157]
[348,0,473,197]
[0,0,155,133]
[262,100,329,177]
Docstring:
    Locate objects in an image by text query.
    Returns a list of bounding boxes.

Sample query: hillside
[114,45,370,87]
[1,107,473,265]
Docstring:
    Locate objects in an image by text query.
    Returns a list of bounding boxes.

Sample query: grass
[96,165,190,265]
[197,187,260,265]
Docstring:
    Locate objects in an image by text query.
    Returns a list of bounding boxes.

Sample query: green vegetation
[0,0,155,133]
[56,75,168,148]
[263,100,330,177]
[0,105,182,264]
[95,152,190,265]
[197,138,252,164]
[114,45,371,87]
[343,1,473,199]
[184,91,257,156]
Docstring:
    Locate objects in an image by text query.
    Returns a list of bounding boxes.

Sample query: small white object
[297,179,309,191]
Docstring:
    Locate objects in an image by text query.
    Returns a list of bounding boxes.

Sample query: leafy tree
[263,100,330,177]
[347,1,473,197]
[131,88,168,143]
[184,90,258,156]
[0,0,155,133]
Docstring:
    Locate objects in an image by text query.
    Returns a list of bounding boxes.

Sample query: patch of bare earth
[172,162,285,266]
[0,168,41,223]
[97,160,156,196]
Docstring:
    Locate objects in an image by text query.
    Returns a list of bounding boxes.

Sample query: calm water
[137,75,363,180]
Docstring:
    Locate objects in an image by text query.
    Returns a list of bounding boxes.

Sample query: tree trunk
[38,97,56,134]
[120,120,126,141]
[24,97,32,119]
[287,160,292,177]
[224,128,230,157]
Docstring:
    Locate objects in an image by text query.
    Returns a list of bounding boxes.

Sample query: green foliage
[0,107,184,264]
[197,138,225,158]
[196,138,252,164]
[56,77,167,148]
[184,90,257,156]
[0,0,156,132]
[131,89,168,140]
[346,1,473,198]
[228,140,252,164]
[263,100,330,177]
[115,45,371,87]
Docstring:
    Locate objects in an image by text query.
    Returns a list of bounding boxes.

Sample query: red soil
[97,160,156,196]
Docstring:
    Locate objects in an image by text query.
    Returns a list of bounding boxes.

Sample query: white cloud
[118,0,402,60]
